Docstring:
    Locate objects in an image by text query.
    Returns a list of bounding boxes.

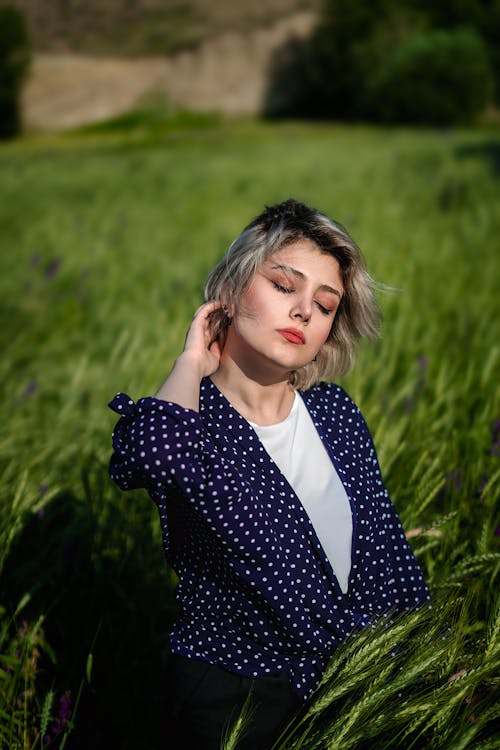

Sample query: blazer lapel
[200,378,347,596]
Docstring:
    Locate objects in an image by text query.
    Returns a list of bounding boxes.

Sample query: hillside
[8,0,320,56]
[19,6,318,130]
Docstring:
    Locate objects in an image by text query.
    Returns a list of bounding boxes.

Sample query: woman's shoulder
[301,381,359,410]
[301,382,373,445]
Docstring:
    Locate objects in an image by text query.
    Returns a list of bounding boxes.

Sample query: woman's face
[224,239,344,379]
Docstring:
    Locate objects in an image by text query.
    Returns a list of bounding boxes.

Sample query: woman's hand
[182,300,223,378]
[154,300,222,410]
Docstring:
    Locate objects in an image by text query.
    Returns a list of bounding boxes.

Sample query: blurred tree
[264,0,497,123]
[265,0,426,119]
[0,4,31,138]
[405,0,500,103]
[364,27,493,124]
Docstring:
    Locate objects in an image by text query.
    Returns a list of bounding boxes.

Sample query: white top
[249,391,352,593]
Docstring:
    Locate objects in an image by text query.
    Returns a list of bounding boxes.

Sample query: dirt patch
[21,11,317,131]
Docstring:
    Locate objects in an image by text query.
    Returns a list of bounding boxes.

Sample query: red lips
[277,328,306,345]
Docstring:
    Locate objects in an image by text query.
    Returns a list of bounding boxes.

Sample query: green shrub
[265,1,497,123]
[407,0,500,103]
[0,5,31,138]
[364,27,493,125]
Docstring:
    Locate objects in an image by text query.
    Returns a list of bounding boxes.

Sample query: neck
[211,353,295,425]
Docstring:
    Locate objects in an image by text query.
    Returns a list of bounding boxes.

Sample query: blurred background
[2,0,499,134]
[1,2,499,750]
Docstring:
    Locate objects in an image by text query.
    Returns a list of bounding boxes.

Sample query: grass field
[0,113,499,749]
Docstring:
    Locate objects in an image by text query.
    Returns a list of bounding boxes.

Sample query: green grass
[0,114,498,748]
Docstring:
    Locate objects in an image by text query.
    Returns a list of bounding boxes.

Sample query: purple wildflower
[491,419,500,457]
[22,380,37,398]
[45,259,61,280]
[58,692,72,724]
[46,691,73,741]
[495,527,500,536]
[417,355,428,373]
[39,483,49,497]
[446,468,463,492]
[404,395,416,413]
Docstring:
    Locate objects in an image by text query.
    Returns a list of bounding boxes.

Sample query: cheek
[235,299,260,323]
[237,285,273,321]
[317,318,335,346]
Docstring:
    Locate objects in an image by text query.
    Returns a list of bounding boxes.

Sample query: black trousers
[165,654,302,750]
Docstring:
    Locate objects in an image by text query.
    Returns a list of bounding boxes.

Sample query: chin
[273,355,311,372]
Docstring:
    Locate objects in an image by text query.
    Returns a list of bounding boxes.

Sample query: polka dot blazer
[109,378,429,699]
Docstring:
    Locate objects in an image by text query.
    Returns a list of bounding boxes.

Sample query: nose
[290,296,312,323]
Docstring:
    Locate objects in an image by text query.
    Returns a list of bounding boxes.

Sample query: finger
[192,299,222,319]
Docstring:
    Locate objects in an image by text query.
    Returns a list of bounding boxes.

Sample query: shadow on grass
[455,139,500,177]
[2,465,178,749]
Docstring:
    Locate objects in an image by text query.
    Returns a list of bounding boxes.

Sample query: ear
[219,284,235,318]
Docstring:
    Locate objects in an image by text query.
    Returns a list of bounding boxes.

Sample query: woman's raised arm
[154,300,222,412]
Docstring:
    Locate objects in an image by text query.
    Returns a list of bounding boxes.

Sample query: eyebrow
[270,263,343,299]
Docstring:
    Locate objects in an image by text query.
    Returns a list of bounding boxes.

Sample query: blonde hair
[204,199,381,390]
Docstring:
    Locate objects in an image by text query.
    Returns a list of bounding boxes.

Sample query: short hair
[204,199,381,390]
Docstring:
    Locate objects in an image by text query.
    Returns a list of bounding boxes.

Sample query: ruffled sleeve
[108,392,136,417]
[108,392,256,526]
[108,392,206,492]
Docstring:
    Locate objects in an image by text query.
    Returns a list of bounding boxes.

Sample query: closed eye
[316,301,334,316]
[272,281,295,294]
[272,278,337,315]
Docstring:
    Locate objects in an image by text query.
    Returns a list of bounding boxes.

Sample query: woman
[108,199,429,749]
